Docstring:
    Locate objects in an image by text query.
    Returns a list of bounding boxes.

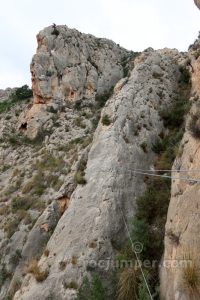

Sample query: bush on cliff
[0,85,32,114]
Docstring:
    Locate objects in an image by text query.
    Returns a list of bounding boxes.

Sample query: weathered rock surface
[0,24,198,300]
[160,41,200,300]
[21,25,132,139]
[0,25,133,299]
[12,26,185,299]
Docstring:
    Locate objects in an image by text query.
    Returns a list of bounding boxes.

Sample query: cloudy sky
[0,0,199,89]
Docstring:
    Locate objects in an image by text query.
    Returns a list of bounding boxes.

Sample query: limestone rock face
[22,25,130,139]
[0,25,195,300]
[160,41,200,300]
[160,132,200,299]
[32,26,127,102]
[14,46,183,299]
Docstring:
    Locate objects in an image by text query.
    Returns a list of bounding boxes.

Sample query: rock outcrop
[5,26,186,300]
[0,24,199,300]
[20,25,131,139]
[160,40,200,300]
[0,25,137,299]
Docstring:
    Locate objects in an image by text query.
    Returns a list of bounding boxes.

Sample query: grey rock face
[160,42,200,300]
[14,46,182,299]
[32,26,128,101]
[22,25,131,139]
[160,116,200,300]
[0,25,132,299]
[1,24,194,300]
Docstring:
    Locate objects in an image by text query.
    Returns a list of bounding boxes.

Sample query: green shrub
[0,101,13,114]
[33,152,64,172]
[30,129,53,145]
[63,281,78,290]
[6,129,52,147]
[159,70,190,131]
[154,129,183,170]
[137,272,152,300]
[95,88,113,108]
[0,264,12,287]
[179,66,190,84]
[114,177,171,297]
[74,117,86,128]
[121,52,140,77]
[189,114,200,139]
[90,273,106,300]
[46,70,54,77]
[74,158,87,185]
[52,178,63,191]
[74,171,86,185]
[131,219,151,257]
[9,250,22,266]
[22,180,35,194]
[46,106,57,113]
[74,100,82,110]
[154,151,172,170]
[11,197,32,212]
[151,139,165,154]
[0,85,32,114]
[34,185,45,196]
[152,72,163,79]
[5,115,11,120]
[59,261,67,271]
[160,98,189,129]
[126,177,171,297]
[140,142,148,153]
[92,113,101,130]
[14,85,33,100]
[77,274,106,300]
[82,136,93,148]
[8,135,21,146]
[101,114,111,126]
[23,153,66,195]
[135,177,170,221]
[77,277,90,300]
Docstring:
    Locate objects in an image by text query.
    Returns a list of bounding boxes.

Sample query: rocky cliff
[0,24,199,300]
[160,38,200,300]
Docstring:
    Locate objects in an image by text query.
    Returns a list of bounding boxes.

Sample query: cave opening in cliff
[20,122,27,131]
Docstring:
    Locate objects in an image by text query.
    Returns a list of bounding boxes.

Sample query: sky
[0,0,199,89]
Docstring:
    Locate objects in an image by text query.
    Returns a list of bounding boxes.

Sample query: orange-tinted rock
[57,197,70,216]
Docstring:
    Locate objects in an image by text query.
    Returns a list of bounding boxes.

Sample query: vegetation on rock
[101,114,111,126]
[0,85,32,114]
[113,64,191,299]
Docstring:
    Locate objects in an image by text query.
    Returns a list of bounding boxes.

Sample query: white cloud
[0,0,199,88]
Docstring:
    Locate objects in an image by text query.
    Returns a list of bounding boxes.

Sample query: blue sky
[0,0,199,89]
